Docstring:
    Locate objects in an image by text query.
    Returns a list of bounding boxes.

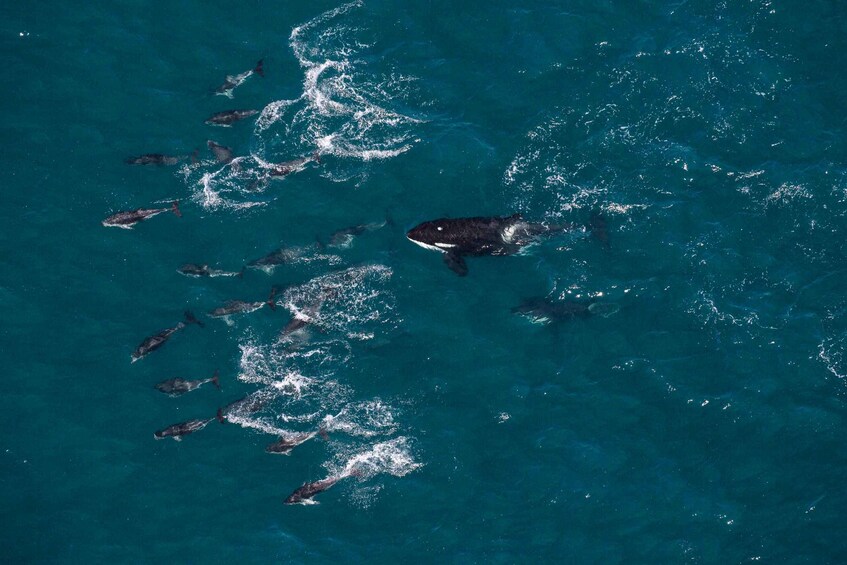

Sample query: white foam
[334,437,422,480]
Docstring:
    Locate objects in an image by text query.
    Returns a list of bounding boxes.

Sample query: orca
[406,213,605,275]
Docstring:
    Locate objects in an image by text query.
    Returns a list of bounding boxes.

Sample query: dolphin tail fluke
[237,267,245,279]
[312,151,321,165]
[184,310,204,328]
[267,287,277,310]
[254,59,265,77]
[319,426,329,441]
[190,149,199,165]
[588,212,609,247]
[172,201,182,218]
[212,370,221,390]
[216,408,225,423]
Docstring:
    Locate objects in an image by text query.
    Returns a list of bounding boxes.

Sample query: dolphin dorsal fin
[507,213,523,221]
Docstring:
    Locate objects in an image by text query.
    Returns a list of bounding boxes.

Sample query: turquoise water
[3,0,847,562]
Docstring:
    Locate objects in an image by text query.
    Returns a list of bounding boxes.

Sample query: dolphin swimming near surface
[102,201,181,229]
[208,289,277,319]
[283,468,359,505]
[214,59,264,98]
[178,264,244,278]
[131,311,203,363]
[205,109,259,127]
[155,370,221,397]
[154,418,214,441]
[279,286,336,338]
[406,212,607,275]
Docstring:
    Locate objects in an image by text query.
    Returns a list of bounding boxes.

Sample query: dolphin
[207,140,234,164]
[208,289,277,319]
[154,418,214,441]
[283,468,358,505]
[512,297,620,324]
[267,152,321,177]
[131,311,203,363]
[265,428,325,455]
[246,245,314,273]
[215,59,264,98]
[103,201,181,229]
[217,390,272,423]
[326,221,386,248]
[155,370,221,397]
[406,212,607,275]
[205,109,259,127]
[280,287,335,338]
[124,152,195,166]
[177,264,244,278]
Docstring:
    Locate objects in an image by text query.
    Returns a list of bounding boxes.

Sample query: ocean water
[3,0,847,562]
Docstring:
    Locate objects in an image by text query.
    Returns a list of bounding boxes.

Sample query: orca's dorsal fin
[506,213,523,221]
[444,252,468,276]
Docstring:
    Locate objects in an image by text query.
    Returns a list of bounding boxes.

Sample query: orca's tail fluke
[216,408,226,423]
[211,370,221,390]
[172,201,182,218]
[267,287,277,310]
[588,212,609,247]
[254,59,265,77]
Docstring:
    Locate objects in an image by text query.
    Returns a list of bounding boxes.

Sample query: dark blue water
[4,1,847,562]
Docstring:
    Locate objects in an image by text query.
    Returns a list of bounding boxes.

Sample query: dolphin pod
[116,53,617,508]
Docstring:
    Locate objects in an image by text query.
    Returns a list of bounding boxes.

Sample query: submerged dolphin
[265,428,324,455]
[217,390,272,423]
[406,212,607,275]
[205,109,259,126]
[511,297,620,324]
[215,59,264,98]
[155,370,221,397]
[246,245,316,273]
[102,201,181,229]
[125,152,195,166]
[326,221,386,248]
[207,140,234,164]
[154,418,214,441]
[268,152,321,177]
[131,311,203,363]
[177,264,243,278]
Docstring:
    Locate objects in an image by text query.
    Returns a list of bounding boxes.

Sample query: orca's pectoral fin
[444,252,468,276]
[588,212,610,248]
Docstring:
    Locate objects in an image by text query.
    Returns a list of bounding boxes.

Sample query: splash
[332,436,422,480]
